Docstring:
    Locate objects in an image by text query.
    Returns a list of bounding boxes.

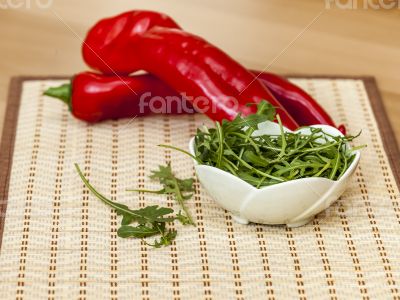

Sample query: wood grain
[0,0,399,145]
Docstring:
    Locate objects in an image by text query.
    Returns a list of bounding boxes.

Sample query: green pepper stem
[43,83,72,111]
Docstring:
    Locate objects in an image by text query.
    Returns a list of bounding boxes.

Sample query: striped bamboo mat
[0,76,399,299]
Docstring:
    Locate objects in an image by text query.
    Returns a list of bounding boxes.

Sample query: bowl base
[232,215,313,228]
[286,217,313,228]
[232,215,249,225]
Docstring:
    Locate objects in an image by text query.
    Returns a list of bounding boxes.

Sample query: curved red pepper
[82,11,181,75]
[82,11,299,130]
[44,72,194,123]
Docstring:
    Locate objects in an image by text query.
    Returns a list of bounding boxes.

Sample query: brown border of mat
[0,77,23,249]
[0,76,399,250]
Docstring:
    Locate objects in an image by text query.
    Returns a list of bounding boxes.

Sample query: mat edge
[0,77,24,250]
[362,77,400,188]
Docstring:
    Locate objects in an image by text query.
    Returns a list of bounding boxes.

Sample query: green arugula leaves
[164,100,364,188]
[75,163,195,248]
[193,101,363,187]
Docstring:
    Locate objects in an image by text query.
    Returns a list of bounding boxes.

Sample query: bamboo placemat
[0,76,399,300]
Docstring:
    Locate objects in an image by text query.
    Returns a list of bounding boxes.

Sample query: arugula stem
[231,132,260,154]
[276,114,287,159]
[75,164,152,222]
[256,175,268,188]
[215,121,224,168]
[338,153,348,179]
[171,177,195,226]
[126,189,165,194]
[221,157,239,176]
[314,160,332,177]
[158,144,200,162]
[329,143,342,179]
[301,142,340,153]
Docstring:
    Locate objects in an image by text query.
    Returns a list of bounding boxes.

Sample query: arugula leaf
[149,230,178,248]
[176,210,194,225]
[225,101,276,132]
[128,164,196,226]
[75,164,178,248]
[118,224,160,238]
[76,164,174,224]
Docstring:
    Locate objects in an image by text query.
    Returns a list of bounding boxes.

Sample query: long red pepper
[82,11,299,130]
[44,72,194,122]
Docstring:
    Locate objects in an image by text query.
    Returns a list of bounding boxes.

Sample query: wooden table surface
[0,0,399,146]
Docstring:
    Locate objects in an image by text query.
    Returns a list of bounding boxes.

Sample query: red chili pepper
[253,71,346,134]
[43,72,194,123]
[82,11,182,75]
[82,11,299,130]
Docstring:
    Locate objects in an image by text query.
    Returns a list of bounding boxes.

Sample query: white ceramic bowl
[189,121,360,227]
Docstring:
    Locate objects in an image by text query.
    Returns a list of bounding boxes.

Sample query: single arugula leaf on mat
[75,163,178,248]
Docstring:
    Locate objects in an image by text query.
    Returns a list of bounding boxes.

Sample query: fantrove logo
[138,92,241,114]
[325,0,400,9]
[0,0,53,9]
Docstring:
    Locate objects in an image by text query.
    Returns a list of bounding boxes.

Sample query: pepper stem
[43,83,72,111]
